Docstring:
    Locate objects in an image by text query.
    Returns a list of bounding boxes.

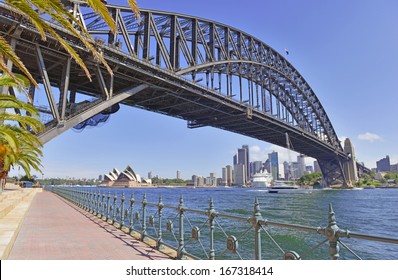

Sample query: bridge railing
[47,186,398,260]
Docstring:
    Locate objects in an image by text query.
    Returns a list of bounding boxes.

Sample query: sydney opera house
[101,166,152,187]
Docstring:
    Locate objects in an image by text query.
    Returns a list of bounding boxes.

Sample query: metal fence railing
[47,186,398,260]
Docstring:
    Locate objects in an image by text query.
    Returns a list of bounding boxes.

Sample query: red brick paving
[8,191,171,260]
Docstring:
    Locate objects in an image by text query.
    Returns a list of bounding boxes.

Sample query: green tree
[297,172,322,186]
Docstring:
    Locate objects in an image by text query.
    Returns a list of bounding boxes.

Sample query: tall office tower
[391,164,398,172]
[283,161,290,180]
[264,159,271,173]
[234,164,246,187]
[268,151,279,180]
[376,155,391,172]
[237,148,247,181]
[297,154,306,177]
[226,165,233,186]
[233,154,238,165]
[292,162,300,179]
[251,161,263,176]
[222,167,227,185]
[242,145,250,182]
[148,171,152,179]
[176,170,181,180]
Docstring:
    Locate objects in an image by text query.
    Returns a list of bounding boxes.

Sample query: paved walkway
[7,191,171,260]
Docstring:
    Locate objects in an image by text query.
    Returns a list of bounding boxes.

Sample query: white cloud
[357,132,382,142]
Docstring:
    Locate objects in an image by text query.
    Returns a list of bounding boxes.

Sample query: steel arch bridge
[0,2,362,186]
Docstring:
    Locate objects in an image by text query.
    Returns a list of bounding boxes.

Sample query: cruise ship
[251,171,273,188]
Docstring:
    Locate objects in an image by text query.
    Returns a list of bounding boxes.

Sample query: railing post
[96,190,101,216]
[141,193,147,241]
[177,195,186,259]
[89,190,93,213]
[208,197,216,260]
[106,190,111,221]
[157,195,164,249]
[129,193,135,233]
[111,192,117,223]
[101,192,106,218]
[326,204,340,260]
[251,197,263,260]
[120,192,125,228]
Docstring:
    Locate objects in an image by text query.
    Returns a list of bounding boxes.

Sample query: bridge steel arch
[0,2,356,186]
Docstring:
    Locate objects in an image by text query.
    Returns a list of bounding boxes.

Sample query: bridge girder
[0,2,356,186]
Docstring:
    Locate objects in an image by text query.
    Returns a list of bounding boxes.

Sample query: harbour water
[84,187,398,260]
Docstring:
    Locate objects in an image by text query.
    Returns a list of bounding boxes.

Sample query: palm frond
[86,0,117,32]
[127,0,140,20]
[0,36,37,88]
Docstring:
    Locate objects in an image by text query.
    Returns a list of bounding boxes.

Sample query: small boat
[267,183,310,194]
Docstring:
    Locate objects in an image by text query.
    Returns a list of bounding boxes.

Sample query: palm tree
[0,87,44,190]
[0,1,140,187]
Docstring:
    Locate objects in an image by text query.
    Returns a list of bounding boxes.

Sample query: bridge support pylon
[318,138,358,188]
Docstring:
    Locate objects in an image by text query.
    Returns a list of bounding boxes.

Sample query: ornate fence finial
[328,203,336,227]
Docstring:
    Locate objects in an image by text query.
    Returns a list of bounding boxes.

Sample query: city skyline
[8,0,398,180]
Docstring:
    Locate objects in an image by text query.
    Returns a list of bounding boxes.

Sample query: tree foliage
[1,1,139,186]
[296,172,322,186]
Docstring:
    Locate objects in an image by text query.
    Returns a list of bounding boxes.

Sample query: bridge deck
[7,191,170,260]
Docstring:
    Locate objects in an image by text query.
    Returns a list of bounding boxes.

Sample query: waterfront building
[233,154,238,165]
[376,156,391,172]
[102,166,151,187]
[292,162,300,179]
[268,151,279,180]
[250,161,263,177]
[283,161,290,180]
[192,175,198,187]
[226,165,233,186]
[234,164,246,187]
[242,145,250,182]
[264,159,270,174]
[197,176,205,187]
[222,167,227,185]
[297,154,306,177]
[391,163,398,172]
[102,168,121,187]
[306,166,314,173]
[237,147,248,183]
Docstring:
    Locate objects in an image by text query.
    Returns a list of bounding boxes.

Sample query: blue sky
[11,0,398,179]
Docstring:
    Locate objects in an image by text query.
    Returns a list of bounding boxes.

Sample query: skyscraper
[234,164,246,187]
[242,145,250,181]
[268,151,279,180]
[376,155,391,172]
[226,165,233,186]
[222,167,227,186]
[297,154,306,178]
